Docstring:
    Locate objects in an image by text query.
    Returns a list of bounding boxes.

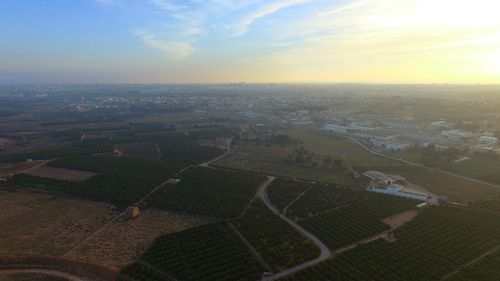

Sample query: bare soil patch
[382,209,420,229]
[24,166,97,182]
[0,192,118,256]
[66,208,216,269]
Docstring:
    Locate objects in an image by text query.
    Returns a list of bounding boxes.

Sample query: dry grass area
[66,208,217,269]
[24,165,97,182]
[0,191,117,256]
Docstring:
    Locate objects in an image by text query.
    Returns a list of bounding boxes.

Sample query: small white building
[430,121,448,130]
[479,136,498,145]
[363,170,405,185]
[368,184,428,201]
[441,129,473,139]
[167,178,181,184]
[324,124,350,134]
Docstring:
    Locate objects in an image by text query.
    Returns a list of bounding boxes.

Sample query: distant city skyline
[1,0,499,84]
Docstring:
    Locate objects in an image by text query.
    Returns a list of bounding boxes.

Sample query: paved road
[0,268,91,281]
[345,135,500,190]
[258,177,332,281]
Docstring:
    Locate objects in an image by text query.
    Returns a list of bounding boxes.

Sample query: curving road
[258,176,332,281]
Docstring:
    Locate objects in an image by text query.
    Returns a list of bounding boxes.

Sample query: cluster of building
[323,117,498,153]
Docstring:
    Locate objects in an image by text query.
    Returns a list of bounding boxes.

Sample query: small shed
[126,206,140,219]
[167,178,181,184]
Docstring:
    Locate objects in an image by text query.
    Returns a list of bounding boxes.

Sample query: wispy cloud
[134,30,194,60]
[149,0,183,12]
[230,0,310,36]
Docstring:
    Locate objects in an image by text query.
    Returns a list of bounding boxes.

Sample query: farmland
[445,246,500,281]
[232,199,320,272]
[286,183,418,220]
[67,209,215,269]
[267,179,311,213]
[216,129,378,185]
[49,155,182,181]
[0,138,115,163]
[281,205,500,281]
[24,165,97,182]
[298,207,390,251]
[143,132,224,164]
[8,156,184,204]
[3,86,500,281]
[0,191,117,256]
[147,166,266,218]
[219,128,500,204]
[114,142,159,159]
[119,222,263,281]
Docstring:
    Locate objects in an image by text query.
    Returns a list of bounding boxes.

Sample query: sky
[0,0,499,84]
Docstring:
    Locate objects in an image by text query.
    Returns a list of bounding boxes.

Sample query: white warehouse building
[368,184,428,201]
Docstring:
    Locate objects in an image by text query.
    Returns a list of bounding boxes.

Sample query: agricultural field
[188,127,233,140]
[298,207,390,251]
[0,138,114,163]
[445,157,500,186]
[24,165,96,182]
[267,179,311,213]
[0,161,46,177]
[216,129,384,185]
[389,150,500,186]
[286,183,417,220]
[232,199,320,272]
[119,222,263,281]
[147,167,266,218]
[471,199,500,213]
[218,128,500,204]
[114,142,160,159]
[8,156,184,204]
[445,246,500,281]
[286,184,353,218]
[67,209,215,269]
[282,205,500,281]
[49,155,181,182]
[0,191,117,256]
[143,132,224,164]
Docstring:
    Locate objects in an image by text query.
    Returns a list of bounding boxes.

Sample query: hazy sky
[1,0,499,84]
